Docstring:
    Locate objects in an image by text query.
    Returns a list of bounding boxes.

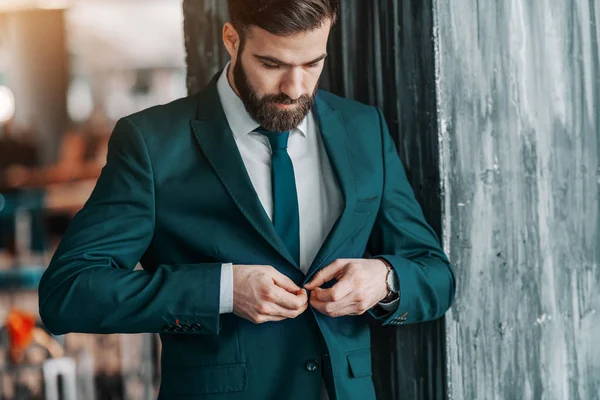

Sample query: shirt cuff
[219,263,234,314]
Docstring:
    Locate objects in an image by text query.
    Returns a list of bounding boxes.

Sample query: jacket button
[305,360,319,372]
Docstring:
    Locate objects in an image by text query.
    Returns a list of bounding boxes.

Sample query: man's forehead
[244,23,330,47]
[244,26,330,63]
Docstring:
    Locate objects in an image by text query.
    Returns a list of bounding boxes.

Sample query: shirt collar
[216,62,309,141]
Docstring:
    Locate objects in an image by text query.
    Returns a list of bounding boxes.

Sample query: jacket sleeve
[367,108,456,326]
[38,118,223,336]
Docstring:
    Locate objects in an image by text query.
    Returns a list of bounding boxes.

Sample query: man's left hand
[304,258,389,317]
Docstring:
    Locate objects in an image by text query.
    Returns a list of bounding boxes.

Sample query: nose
[280,68,304,101]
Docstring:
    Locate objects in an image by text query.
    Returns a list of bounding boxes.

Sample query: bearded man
[38,1,455,399]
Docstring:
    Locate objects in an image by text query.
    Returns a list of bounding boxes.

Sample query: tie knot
[254,127,290,150]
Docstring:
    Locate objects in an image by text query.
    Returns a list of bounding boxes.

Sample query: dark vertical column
[435,0,600,399]
[4,9,68,164]
[182,0,229,94]
[322,1,447,399]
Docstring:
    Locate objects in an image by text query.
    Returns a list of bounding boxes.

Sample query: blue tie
[254,127,300,265]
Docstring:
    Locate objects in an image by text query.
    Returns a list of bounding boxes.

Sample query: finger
[278,301,309,318]
[269,285,308,310]
[271,271,302,293]
[331,301,369,317]
[253,314,286,324]
[309,291,352,315]
[309,295,328,315]
[296,288,309,302]
[304,259,347,290]
[313,278,353,302]
[260,302,308,320]
[310,295,361,317]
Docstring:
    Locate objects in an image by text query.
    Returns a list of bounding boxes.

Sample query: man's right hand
[232,265,308,324]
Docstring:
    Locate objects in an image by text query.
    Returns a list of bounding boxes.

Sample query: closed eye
[262,62,280,70]
[254,53,327,70]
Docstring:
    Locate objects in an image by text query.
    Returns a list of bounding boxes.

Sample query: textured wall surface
[434,1,600,399]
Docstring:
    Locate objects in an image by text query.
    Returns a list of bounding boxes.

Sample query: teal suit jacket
[38,76,455,399]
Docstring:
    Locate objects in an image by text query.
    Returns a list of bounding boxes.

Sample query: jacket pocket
[346,349,372,378]
[161,362,247,395]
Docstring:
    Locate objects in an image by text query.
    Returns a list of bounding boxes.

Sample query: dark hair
[227,0,339,41]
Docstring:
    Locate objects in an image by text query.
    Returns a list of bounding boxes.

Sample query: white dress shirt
[216,64,344,314]
[214,64,397,399]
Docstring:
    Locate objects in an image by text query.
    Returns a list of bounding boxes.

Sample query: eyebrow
[253,53,328,67]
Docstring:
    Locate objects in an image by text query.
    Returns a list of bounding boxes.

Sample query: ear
[222,22,240,61]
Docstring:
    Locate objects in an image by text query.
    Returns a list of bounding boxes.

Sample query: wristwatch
[379,258,399,303]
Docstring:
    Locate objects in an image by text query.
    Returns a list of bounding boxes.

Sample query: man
[38,1,455,399]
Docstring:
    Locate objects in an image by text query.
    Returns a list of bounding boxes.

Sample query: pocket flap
[346,349,372,378]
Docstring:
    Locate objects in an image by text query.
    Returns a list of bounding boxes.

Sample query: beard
[233,57,318,133]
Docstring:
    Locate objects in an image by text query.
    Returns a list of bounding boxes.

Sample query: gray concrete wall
[435,1,600,399]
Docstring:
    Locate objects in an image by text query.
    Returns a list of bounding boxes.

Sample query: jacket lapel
[190,77,299,269]
[304,93,357,281]
[189,79,357,277]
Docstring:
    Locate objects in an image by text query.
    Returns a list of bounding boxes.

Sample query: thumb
[304,259,346,290]
[271,271,302,293]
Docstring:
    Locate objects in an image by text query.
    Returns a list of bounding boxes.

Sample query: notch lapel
[190,77,299,269]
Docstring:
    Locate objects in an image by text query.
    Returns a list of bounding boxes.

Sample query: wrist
[376,258,399,303]
[381,290,399,304]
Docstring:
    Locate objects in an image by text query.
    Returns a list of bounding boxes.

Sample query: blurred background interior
[0,0,598,399]
[0,0,186,398]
